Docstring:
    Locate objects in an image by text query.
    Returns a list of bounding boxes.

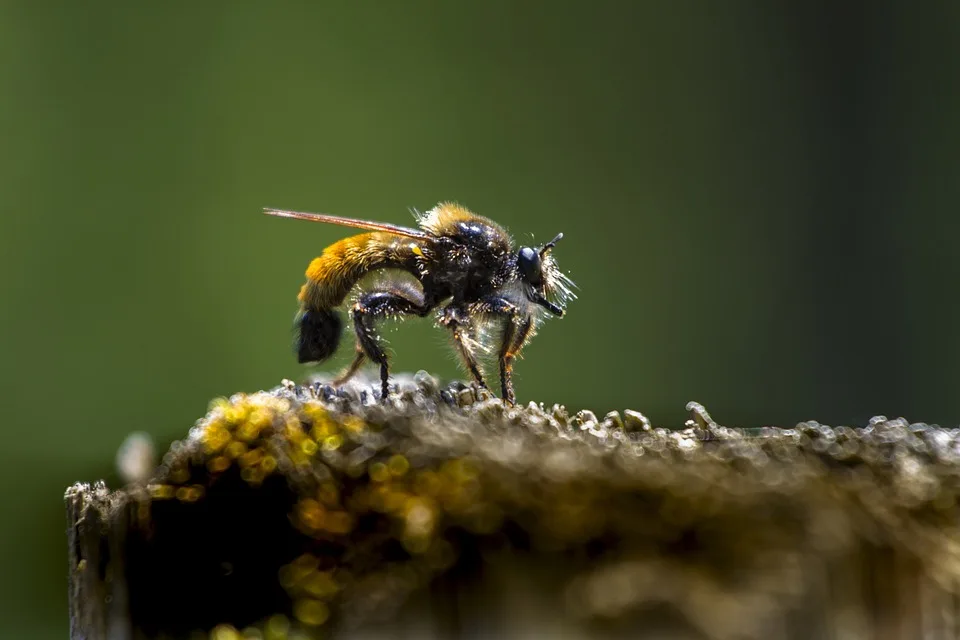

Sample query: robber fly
[264,202,575,404]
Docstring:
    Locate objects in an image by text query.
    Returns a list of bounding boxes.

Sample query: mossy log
[67,372,960,639]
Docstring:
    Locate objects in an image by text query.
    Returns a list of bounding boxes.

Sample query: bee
[264,202,575,404]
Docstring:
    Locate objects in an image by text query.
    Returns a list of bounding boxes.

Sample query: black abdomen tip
[296,309,342,363]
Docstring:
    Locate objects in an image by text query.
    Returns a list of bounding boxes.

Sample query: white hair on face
[542,252,577,310]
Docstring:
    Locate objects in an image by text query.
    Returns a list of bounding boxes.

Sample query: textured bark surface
[66,482,131,640]
[66,372,960,639]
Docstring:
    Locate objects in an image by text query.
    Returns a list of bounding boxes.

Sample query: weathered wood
[65,374,960,639]
[66,481,132,640]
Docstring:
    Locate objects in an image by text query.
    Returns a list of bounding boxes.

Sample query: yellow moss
[207,456,231,473]
[282,414,302,437]
[202,423,232,454]
[209,397,232,414]
[225,441,248,459]
[301,571,339,599]
[261,455,278,473]
[388,454,410,477]
[296,499,325,530]
[148,483,175,500]
[368,462,389,483]
[87,380,960,639]
[210,624,241,640]
[248,407,274,428]
[264,614,290,640]
[382,489,409,513]
[317,482,340,507]
[291,553,320,570]
[284,422,307,442]
[303,403,339,442]
[239,448,265,469]
[300,439,318,456]
[321,434,343,451]
[279,554,320,590]
[300,402,328,424]
[236,420,263,443]
[222,397,252,425]
[176,485,205,503]
[341,416,367,435]
[442,458,479,483]
[324,511,354,534]
[413,470,442,497]
[241,467,266,487]
[277,566,296,590]
[293,598,330,626]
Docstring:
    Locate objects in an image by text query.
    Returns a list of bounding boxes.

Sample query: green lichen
[67,373,960,639]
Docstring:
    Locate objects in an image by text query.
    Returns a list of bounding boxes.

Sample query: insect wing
[264,208,434,242]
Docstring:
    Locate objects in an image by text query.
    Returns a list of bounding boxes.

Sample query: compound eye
[518,246,542,284]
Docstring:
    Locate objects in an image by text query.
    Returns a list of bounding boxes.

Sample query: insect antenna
[540,233,563,256]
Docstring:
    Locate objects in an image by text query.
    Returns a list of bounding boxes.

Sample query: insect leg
[468,296,534,405]
[351,288,428,400]
[499,315,533,406]
[438,305,489,390]
[332,347,366,387]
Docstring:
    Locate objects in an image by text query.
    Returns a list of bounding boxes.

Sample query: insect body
[264,203,574,404]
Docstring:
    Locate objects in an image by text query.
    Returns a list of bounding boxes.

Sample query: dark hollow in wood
[66,373,960,639]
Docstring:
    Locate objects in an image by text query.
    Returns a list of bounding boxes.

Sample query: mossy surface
[68,373,960,639]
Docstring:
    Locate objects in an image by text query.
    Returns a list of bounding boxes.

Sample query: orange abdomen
[297,232,420,311]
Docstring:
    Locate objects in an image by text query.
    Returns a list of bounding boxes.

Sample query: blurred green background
[2,1,959,636]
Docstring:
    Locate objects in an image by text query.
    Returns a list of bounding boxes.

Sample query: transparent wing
[264,208,433,241]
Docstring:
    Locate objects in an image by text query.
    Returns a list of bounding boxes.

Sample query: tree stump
[66,373,960,639]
